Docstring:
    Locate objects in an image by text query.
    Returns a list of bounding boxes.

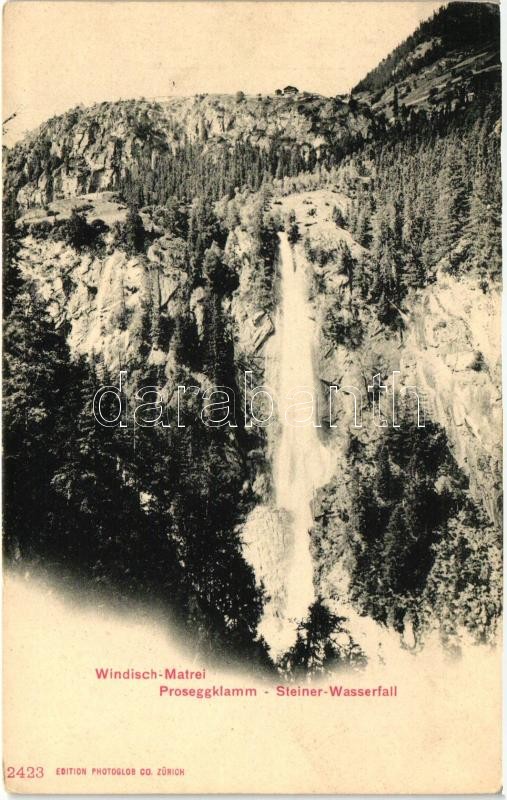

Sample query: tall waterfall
[243,233,334,661]
[270,232,335,622]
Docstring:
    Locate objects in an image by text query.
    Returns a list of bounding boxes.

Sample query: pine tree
[2,190,22,318]
[3,284,77,557]
[433,147,468,264]
[337,240,355,287]
[280,600,366,676]
[376,446,393,499]
[124,206,146,254]
[286,209,300,244]
[467,142,501,285]
[392,85,399,118]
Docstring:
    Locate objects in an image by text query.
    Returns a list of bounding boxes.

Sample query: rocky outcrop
[5,95,373,209]
[16,207,276,387]
[313,258,501,531]
[401,275,502,527]
[17,236,184,375]
[229,228,275,358]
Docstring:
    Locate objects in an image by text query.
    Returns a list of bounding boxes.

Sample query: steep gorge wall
[400,277,501,527]
[17,235,185,376]
[311,259,501,647]
[315,269,501,526]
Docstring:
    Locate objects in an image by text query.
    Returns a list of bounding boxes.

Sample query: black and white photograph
[2,1,502,793]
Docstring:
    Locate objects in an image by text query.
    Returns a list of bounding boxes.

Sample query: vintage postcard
[2,0,502,793]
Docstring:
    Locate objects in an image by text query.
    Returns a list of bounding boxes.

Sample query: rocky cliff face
[5,94,372,210]
[314,261,502,530]
[400,276,501,527]
[17,233,186,376]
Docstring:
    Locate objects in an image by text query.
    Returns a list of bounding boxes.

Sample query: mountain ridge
[4,3,501,212]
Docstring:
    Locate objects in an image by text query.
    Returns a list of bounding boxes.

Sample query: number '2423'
[6,766,44,779]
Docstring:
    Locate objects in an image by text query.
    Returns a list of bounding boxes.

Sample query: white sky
[3,1,444,146]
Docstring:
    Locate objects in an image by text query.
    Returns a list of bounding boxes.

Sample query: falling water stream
[250,233,335,658]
